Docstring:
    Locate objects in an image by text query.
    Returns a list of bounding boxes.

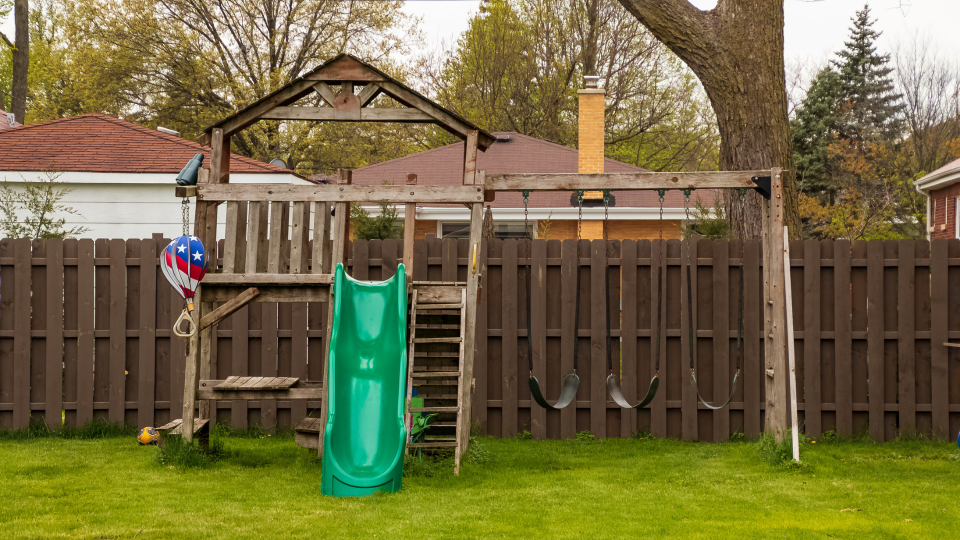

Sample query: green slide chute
[321,263,408,497]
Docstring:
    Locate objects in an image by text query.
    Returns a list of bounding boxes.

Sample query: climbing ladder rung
[414,303,463,310]
[413,337,461,344]
[412,371,460,379]
[410,406,458,413]
[408,441,457,448]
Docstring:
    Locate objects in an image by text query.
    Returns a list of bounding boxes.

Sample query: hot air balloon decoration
[161,235,208,337]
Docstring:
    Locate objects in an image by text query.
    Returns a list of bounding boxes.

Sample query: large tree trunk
[11,0,29,123]
[616,0,800,239]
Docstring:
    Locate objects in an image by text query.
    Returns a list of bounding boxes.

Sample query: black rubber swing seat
[530,373,580,410]
[607,374,659,410]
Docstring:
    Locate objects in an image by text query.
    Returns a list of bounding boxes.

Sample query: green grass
[1,430,959,539]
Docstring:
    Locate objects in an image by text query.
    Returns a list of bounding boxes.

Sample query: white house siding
[0,171,311,239]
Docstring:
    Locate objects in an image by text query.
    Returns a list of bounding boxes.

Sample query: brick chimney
[578,75,605,174]
[578,75,606,239]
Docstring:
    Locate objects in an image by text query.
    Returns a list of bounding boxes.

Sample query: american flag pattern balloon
[161,235,208,309]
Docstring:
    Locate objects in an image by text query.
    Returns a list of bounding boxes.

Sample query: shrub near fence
[1,237,959,442]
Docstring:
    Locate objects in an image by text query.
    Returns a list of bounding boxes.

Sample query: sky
[404,0,960,66]
[3,1,959,80]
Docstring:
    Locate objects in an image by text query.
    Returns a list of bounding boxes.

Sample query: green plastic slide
[321,263,408,497]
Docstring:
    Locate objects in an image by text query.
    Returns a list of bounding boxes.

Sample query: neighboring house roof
[0,108,21,130]
[349,132,699,209]
[916,157,960,193]
[0,113,296,176]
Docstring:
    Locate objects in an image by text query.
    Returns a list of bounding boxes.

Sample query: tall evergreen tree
[830,4,903,142]
[791,68,843,196]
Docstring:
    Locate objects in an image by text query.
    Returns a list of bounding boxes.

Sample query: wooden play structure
[167,55,794,475]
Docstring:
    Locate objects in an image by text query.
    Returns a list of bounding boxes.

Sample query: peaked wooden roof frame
[199,54,495,150]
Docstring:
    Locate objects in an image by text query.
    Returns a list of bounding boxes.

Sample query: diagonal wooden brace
[199,287,260,331]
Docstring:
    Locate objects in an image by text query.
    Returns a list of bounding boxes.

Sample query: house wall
[928,184,960,239]
[0,171,306,239]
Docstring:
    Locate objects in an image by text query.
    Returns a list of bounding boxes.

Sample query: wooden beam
[182,291,201,442]
[487,171,773,191]
[463,130,478,185]
[197,183,485,204]
[175,186,197,198]
[208,78,318,138]
[200,285,329,304]
[312,82,337,106]
[763,168,788,442]
[261,106,435,123]
[357,83,381,106]
[404,174,417,278]
[202,273,334,285]
[376,80,496,149]
[199,287,260,331]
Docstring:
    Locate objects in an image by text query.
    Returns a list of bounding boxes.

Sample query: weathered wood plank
[245,201,264,274]
[591,240,607,438]
[898,240,916,433]
[44,239,64,428]
[312,202,330,274]
[473,237,489,432]
[261,106,436,123]
[198,184,485,204]
[12,239,30,429]
[762,169,787,441]
[530,240,547,439]
[621,240,639,438]
[76,239,95,425]
[713,240,730,440]
[487,170,773,191]
[930,240,949,439]
[803,239,822,438]
[200,286,329,304]
[230,300,250,427]
[743,239,762,438]
[109,240,127,424]
[137,239,157,429]
[501,239,519,438]
[268,202,286,273]
[835,240,853,436]
[201,273,333,285]
[650,238,666,438]
[459,202,484,455]
[290,202,310,274]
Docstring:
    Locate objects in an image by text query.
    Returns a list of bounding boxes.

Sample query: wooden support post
[181,287,201,442]
[318,169,351,455]
[460,202,483,458]
[783,227,800,462]
[404,174,417,279]
[463,130,479,185]
[762,168,788,441]
[199,287,261,330]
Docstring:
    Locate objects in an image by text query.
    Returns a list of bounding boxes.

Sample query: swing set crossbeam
[486,170,772,191]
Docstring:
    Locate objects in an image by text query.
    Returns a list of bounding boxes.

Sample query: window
[439,221,532,239]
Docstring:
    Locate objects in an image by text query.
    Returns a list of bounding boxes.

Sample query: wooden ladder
[405,282,468,475]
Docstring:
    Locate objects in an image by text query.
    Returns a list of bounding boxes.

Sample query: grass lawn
[1,430,958,539]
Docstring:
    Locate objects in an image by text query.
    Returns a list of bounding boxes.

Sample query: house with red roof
[344,80,707,241]
[0,114,308,238]
[0,108,21,130]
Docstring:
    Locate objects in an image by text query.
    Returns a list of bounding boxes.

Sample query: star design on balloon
[177,244,187,253]
[193,251,203,261]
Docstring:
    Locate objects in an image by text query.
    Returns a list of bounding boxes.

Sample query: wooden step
[413,337,462,344]
[408,441,457,448]
[410,406,458,413]
[413,324,461,330]
[411,371,460,379]
[415,303,463,310]
[413,352,460,358]
[214,376,298,390]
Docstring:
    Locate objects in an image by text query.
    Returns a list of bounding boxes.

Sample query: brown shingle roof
[0,113,294,175]
[351,132,701,208]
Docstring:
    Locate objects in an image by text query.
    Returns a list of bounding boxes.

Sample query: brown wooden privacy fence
[2,237,960,442]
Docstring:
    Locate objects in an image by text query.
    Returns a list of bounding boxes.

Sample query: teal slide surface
[321,263,408,497]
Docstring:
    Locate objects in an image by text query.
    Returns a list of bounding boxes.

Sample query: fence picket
[621,240,639,438]
[899,240,917,433]
[45,239,64,428]
[501,239,518,438]
[834,240,853,436]
[591,240,607,438]
[931,240,949,439]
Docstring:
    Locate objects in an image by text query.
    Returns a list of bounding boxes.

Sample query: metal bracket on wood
[751,176,772,200]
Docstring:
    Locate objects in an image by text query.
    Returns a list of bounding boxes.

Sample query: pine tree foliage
[829,4,903,143]
[791,68,843,196]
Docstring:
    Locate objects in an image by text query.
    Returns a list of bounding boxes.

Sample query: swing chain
[521,190,531,240]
